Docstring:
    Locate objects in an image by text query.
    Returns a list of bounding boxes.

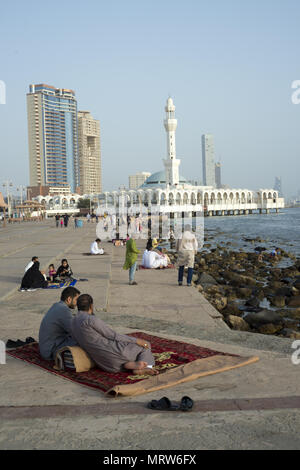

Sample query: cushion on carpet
[6,332,259,397]
[54,346,95,373]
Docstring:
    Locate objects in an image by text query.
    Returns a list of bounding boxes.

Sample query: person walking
[123,235,140,285]
[176,225,198,287]
[55,214,60,228]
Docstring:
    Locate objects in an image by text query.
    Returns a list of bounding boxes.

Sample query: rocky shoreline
[167,238,300,340]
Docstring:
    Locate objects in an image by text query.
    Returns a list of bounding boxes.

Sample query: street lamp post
[17,185,26,218]
[3,181,13,220]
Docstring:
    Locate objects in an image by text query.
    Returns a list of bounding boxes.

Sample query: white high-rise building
[202,134,216,187]
[78,111,102,195]
[129,172,151,190]
[163,97,181,187]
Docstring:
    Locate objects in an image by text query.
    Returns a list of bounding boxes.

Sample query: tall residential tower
[77,111,102,195]
[202,134,216,187]
[27,84,79,193]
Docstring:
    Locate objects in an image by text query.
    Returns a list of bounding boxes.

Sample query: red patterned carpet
[7,332,257,397]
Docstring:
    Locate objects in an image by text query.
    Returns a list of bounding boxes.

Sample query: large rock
[257,323,283,335]
[244,309,283,327]
[279,328,300,339]
[288,296,300,308]
[269,296,286,308]
[209,296,228,312]
[275,287,294,297]
[227,315,251,331]
[222,302,242,317]
[245,297,260,308]
[237,287,253,299]
[198,272,218,286]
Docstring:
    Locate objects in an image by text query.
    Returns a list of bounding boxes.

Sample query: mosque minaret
[163,97,181,187]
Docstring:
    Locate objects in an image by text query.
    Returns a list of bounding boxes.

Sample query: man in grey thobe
[39,286,80,360]
[71,294,156,374]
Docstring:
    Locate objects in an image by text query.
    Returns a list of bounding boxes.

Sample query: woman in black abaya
[21,261,48,290]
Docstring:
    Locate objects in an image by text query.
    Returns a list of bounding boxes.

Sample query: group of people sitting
[38,287,157,376]
[141,238,171,269]
[20,257,73,291]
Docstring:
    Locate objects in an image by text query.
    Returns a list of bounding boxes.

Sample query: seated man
[90,238,104,255]
[39,286,80,360]
[142,247,168,269]
[72,294,158,375]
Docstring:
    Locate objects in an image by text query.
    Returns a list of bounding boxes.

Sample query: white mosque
[35,97,284,217]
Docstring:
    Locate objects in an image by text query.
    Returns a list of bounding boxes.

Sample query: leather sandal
[147,396,180,411]
[180,396,194,411]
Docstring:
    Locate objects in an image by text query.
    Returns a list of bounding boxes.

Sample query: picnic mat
[139,264,175,269]
[6,332,259,397]
[46,279,78,289]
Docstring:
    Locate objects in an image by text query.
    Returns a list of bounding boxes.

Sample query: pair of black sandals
[6,337,36,349]
[147,396,194,411]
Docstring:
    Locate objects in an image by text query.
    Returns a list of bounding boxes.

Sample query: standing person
[60,217,64,228]
[86,212,91,223]
[176,225,198,287]
[123,235,140,285]
[39,286,80,360]
[55,214,60,228]
[72,294,157,375]
[64,214,69,228]
[74,217,78,229]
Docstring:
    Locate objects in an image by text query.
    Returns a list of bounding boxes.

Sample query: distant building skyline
[78,110,102,195]
[129,172,151,190]
[202,134,216,187]
[274,176,283,197]
[215,162,221,189]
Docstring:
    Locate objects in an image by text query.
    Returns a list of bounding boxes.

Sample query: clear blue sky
[1,0,300,197]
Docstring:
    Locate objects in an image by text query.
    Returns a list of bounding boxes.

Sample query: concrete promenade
[0,220,300,450]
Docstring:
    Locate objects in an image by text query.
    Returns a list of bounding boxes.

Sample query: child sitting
[56,259,73,280]
[48,264,57,282]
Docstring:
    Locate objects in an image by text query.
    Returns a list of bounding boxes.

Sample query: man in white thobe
[90,239,104,255]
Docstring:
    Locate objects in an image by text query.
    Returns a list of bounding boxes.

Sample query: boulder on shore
[268,296,286,308]
[227,315,251,331]
[288,296,300,308]
[244,309,283,327]
[198,272,218,286]
[257,323,283,335]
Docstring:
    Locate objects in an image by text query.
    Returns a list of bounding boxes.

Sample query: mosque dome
[139,171,188,189]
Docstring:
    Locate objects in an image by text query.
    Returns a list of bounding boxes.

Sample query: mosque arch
[191,192,196,205]
[168,193,175,205]
[176,192,182,205]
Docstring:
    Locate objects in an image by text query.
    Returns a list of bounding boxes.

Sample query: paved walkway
[0,221,300,450]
